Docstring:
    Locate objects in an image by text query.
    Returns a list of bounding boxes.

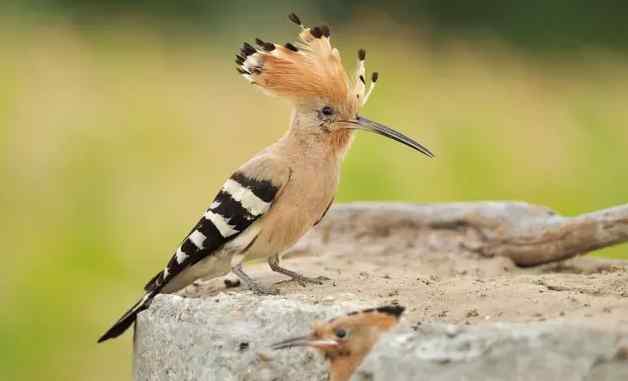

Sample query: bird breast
[244,160,339,260]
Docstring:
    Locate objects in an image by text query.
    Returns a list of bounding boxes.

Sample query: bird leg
[232,263,279,295]
[268,254,330,286]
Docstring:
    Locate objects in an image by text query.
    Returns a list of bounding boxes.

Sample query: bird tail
[97,291,156,343]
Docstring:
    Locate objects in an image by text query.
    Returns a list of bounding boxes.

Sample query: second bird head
[271,305,405,381]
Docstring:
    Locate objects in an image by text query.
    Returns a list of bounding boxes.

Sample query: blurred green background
[2,1,628,380]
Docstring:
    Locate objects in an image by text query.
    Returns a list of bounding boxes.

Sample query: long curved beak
[271,335,339,350]
[350,116,434,158]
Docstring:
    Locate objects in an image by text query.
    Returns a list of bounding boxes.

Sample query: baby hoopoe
[98,13,432,342]
[272,305,405,381]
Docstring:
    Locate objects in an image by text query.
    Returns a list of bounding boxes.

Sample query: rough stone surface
[353,323,628,381]
[133,202,628,380]
[134,294,628,381]
[134,293,364,381]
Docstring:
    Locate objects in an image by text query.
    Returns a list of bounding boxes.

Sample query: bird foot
[231,264,279,295]
[249,283,280,296]
[290,274,331,287]
[236,277,280,295]
[268,257,330,287]
[273,272,331,287]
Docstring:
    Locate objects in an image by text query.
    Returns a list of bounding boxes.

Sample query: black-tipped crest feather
[241,42,256,56]
[311,26,323,38]
[376,305,405,319]
[288,12,302,26]
[284,42,298,52]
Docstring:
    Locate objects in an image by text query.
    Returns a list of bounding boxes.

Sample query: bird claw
[277,275,330,287]
[227,276,279,295]
[268,257,331,287]
[232,263,279,295]
[250,284,280,295]
[294,275,331,287]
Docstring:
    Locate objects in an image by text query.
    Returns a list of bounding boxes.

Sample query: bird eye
[321,106,334,116]
[335,328,348,339]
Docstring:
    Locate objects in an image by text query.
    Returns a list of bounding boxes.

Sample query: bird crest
[322,305,405,329]
[236,13,379,112]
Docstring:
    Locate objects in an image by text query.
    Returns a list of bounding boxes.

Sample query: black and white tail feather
[97,172,279,342]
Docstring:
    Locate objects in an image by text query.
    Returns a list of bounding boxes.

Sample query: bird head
[236,13,433,158]
[271,305,405,380]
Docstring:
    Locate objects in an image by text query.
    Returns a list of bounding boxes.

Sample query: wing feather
[144,156,290,292]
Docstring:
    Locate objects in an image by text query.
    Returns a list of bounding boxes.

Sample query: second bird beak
[352,116,434,158]
[271,335,339,350]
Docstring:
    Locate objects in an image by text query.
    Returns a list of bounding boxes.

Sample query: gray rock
[134,293,363,381]
[135,293,628,381]
[353,322,628,381]
[133,202,628,380]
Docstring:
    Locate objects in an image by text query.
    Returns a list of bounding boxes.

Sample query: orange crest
[236,13,379,111]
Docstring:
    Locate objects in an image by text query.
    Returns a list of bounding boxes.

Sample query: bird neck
[328,355,362,381]
[327,129,355,159]
[280,112,355,161]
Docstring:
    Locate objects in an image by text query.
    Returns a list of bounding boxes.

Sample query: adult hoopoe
[272,305,405,381]
[98,13,432,343]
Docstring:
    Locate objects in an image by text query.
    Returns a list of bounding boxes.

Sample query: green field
[1,18,627,381]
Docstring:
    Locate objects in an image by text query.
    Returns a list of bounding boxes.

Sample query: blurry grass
[1,18,627,381]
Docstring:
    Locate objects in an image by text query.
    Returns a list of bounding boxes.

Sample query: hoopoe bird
[272,305,405,381]
[98,13,432,343]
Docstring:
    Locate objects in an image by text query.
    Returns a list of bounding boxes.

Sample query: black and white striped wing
[144,171,282,292]
[97,161,289,342]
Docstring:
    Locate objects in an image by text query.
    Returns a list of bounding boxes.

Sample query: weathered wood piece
[296,202,628,266]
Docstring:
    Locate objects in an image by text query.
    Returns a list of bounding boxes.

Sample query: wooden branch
[293,202,628,267]
[480,204,628,266]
